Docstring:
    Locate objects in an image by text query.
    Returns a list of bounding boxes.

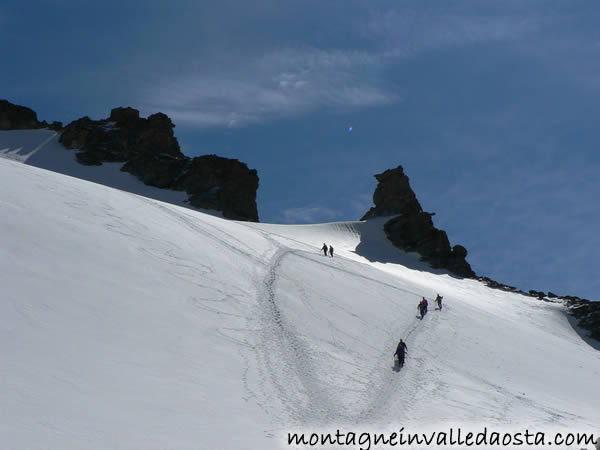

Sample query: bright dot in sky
[348,126,353,132]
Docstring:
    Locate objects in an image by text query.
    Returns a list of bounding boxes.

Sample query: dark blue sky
[3,0,599,299]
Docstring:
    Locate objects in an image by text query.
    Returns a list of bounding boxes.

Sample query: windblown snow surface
[0,129,212,214]
[1,131,599,449]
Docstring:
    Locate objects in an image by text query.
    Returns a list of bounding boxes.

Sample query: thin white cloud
[137,4,593,131]
[144,48,394,128]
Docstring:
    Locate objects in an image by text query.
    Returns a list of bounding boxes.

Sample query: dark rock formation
[60,107,259,222]
[557,296,600,340]
[477,276,600,341]
[477,276,521,293]
[110,106,140,123]
[60,109,184,166]
[568,300,600,340]
[362,165,475,278]
[174,155,259,222]
[528,289,546,300]
[362,166,422,219]
[0,99,63,131]
[47,121,63,132]
[477,277,552,300]
[1,99,43,130]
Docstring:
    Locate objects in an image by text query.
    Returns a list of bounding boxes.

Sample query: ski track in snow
[124,201,594,433]
[249,230,443,428]
[258,247,339,424]
[119,202,428,428]
[136,195,270,264]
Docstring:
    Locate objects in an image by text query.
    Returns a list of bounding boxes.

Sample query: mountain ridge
[1,99,259,221]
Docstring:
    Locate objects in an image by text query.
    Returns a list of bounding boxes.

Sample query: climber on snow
[418,298,427,319]
[435,294,443,310]
[395,339,408,366]
[329,245,334,257]
[321,243,328,256]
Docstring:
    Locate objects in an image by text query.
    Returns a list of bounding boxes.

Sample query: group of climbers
[316,241,446,372]
[321,243,334,257]
[395,293,444,368]
[418,294,443,319]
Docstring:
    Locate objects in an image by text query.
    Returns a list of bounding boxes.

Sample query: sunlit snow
[1,131,599,449]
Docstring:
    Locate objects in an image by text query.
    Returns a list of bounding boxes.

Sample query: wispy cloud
[141,6,549,129]
[144,48,394,128]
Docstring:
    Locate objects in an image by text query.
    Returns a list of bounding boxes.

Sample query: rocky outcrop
[478,276,550,299]
[477,277,600,341]
[477,276,521,293]
[60,107,259,222]
[0,100,40,129]
[0,99,62,131]
[362,166,422,219]
[60,108,183,166]
[563,296,600,340]
[175,155,259,221]
[362,165,475,278]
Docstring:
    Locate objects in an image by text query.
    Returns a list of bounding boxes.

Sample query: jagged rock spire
[362,165,475,278]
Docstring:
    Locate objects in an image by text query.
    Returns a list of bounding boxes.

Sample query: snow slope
[0,129,218,215]
[1,156,599,449]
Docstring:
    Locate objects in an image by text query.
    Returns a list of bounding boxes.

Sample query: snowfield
[1,131,599,449]
[0,129,210,213]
